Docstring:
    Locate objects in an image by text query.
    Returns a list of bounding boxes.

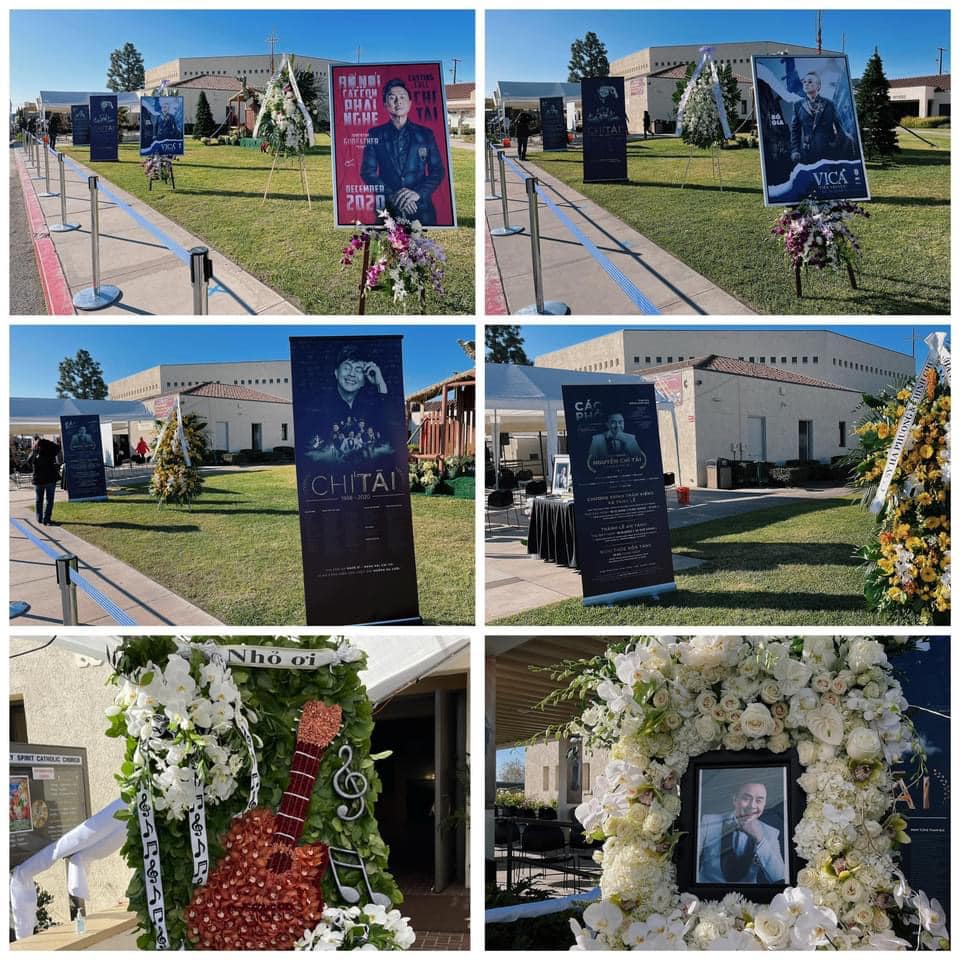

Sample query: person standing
[47,113,61,149]
[516,111,531,161]
[643,110,652,140]
[27,436,62,526]
[135,436,150,463]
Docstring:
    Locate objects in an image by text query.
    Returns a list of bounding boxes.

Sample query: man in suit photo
[361,78,445,225]
[587,413,643,461]
[697,779,786,884]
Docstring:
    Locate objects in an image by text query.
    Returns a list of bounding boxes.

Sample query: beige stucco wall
[145,54,340,90]
[523,743,610,803]
[889,84,951,117]
[110,361,292,402]
[10,643,131,926]
[177,394,293,452]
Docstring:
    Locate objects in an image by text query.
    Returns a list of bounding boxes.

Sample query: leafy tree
[568,31,610,82]
[106,42,145,92]
[486,326,530,365]
[498,757,525,784]
[56,349,107,399]
[856,49,899,161]
[194,91,216,137]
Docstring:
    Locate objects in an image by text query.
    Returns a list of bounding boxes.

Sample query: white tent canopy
[485,363,677,481]
[38,90,140,115]
[10,397,154,434]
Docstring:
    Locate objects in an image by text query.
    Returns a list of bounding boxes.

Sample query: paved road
[9,146,47,315]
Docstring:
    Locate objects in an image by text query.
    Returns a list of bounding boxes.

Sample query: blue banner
[140,96,184,157]
[539,96,567,151]
[561,383,675,605]
[89,94,118,162]
[581,76,627,183]
[59,415,107,502]
[752,55,869,206]
[70,105,90,146]
[891,639,950,924]
[290,336,421,625]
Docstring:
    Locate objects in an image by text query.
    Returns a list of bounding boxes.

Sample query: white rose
[740,658,759,678]
[694,715,720,741]
[847,639,888,673]
[768,732,791,753]
[840,878,863,902]
[664,711,683,730]
[821,691,841,707]
[806,704,845,745]
[851,905,875,927]
[846,727,882,760]
[759,680,781,704]
[812,674,832,693]
[724,732,747,750]
[754,909,791,949]
[642,808,669,836]
[740,702,775,738]
[830,676,849,695]
[652,687,670,709]
[797,740,817,765]
[696,691,718,713]
[719,693,741,714]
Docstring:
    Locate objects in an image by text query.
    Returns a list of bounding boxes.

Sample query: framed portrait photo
[675,750,804,903]
[551,454,572,495]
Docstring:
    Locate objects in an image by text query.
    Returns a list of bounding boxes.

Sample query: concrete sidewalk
[485,149,754,315]
[485,485,852,620]
[12,143,299,316]
[9,486,221,626]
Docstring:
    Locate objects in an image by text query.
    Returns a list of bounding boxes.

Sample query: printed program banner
[582,76,627,183]
[540,96,567,151]
[290,335,420,625]
[562,382,676,605]
[70,104,90,146]
[89,94,118,162]
[140,95,184,156]
[329,62,456,228]
[752,54,869,206]
[60,414,107,502]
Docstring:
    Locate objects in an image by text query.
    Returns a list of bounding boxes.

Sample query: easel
[794,258,858,297]
[355,224,429,315]
[678,144,724,191]
[262,144,312,210]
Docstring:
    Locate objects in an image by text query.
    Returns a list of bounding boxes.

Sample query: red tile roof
[446,82,476,101]
[889,74,950,90]
[178,382,288,403]
[173,74,246,91]
[639,355,856,391]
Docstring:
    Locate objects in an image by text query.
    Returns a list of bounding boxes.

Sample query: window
[813,356,819,364]
[749,356,755,362]
[802,357,808,364]
[645,356,651,364]
[667,356,673,363]
[583,762,592,793]
[760,356,766,363]
[633,356,640,363]
[656,356,662,364]
[542,766,549,790]
[792,357,798,364]
[780,356,787,364]
[678,355,684,361]
[839,422,847,448]
[281,423,288,441]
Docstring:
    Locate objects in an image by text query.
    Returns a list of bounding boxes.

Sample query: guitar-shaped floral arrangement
[185,701,343,950]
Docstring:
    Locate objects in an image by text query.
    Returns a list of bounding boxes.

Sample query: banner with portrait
[539,96,567,151]
[89,94,118,162]
[752,54,869,206]
[561,383,675,605]
[329,62,456,228]
[581,76,627,183]
[70,104,90,146]
[59,414,107,502]
[139,95,184,157]
[290,335,420,625]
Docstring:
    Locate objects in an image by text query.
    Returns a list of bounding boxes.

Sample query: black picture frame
[674,749,805,904]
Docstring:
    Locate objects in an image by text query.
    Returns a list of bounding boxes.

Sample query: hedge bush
[899,115,950,128]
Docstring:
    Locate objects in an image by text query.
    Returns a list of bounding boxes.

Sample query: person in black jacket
[516,112,531,160]
[27,436,62,525]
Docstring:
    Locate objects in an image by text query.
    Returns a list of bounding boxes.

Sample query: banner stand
[584,581,677,606]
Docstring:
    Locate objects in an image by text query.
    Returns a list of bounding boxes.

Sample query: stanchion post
[517,176,571,315]
[485,142,500,201]
[73,176,122,310]
[55,554,80,626]
[491,150,523,237]
[190,246,213,315]
[39,140,58,197]
[50,153,80,232]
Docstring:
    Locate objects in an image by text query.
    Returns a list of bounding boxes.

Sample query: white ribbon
[870,332,950,514]
[216,643,363,669]
[136,781,170,950]
[188,769,209,887]
[175,395,191,467]
[676,46,732,140]
[253,53,316,147]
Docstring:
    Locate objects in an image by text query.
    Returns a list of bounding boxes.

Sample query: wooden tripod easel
[262,145,312,209]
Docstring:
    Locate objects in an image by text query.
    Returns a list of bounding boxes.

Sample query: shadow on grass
[180,188,334,202]
[870,194,949,208]
[664,587,867,612]
[674,539,862,569]
[63,520,201,534]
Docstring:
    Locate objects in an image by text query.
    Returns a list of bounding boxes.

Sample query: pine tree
[150,411,208,505]
[194,91,216,138]
[486,325,530,364]
[56,349,108,399]
[856,49,899,161]
[105,42,145,92]
[568,32,610,82]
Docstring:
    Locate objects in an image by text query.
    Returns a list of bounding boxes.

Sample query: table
[527,496,578,568]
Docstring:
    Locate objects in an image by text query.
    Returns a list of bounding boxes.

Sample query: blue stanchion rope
[502,154,660,315]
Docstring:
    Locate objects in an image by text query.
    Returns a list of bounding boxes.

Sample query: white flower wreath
[568,637,948,950]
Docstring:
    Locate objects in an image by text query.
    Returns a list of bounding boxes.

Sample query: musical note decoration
[328,845,392,908]
[333,744,369,822]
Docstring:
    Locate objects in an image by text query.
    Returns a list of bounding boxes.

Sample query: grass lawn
[53,466,474,625]
[522,131,949,314]
[60,137,475,314]
[491,497,891,626]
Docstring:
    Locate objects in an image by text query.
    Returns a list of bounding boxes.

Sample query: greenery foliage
[56,348,108,399]
[150,411,208,505]
[105,636,399,950]
[106,42,145,92]
[486,325,530,364]
[856,50,900,160]
[193,92,216,138]
[567,31,610,82]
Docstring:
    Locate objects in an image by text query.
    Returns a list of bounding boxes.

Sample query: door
[746,416,767,461]
[215,421,229,450]
[251,423,262,452]
[799,420,813,460]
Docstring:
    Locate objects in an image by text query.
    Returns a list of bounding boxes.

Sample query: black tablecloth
[527,496,578,567]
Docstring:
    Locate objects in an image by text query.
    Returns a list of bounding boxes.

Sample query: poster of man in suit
[329,62,456,228]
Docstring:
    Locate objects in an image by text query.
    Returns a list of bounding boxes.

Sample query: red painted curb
[14,148,75,315]
[484,225,509,316]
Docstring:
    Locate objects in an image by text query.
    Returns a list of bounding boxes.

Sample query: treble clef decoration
[332,744,368,822]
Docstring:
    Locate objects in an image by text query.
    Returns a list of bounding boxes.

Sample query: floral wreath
[563,637,948,950]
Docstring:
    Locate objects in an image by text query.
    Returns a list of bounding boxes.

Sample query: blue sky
[486,8,950,93]
[518,324,947,374]
[10,9,475,106]
[9,324,475,397]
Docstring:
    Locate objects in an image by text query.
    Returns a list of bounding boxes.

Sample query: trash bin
[654,118,664,135]
[718,464,733,489]
[676,485,691,505]
[705,459,719,488]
